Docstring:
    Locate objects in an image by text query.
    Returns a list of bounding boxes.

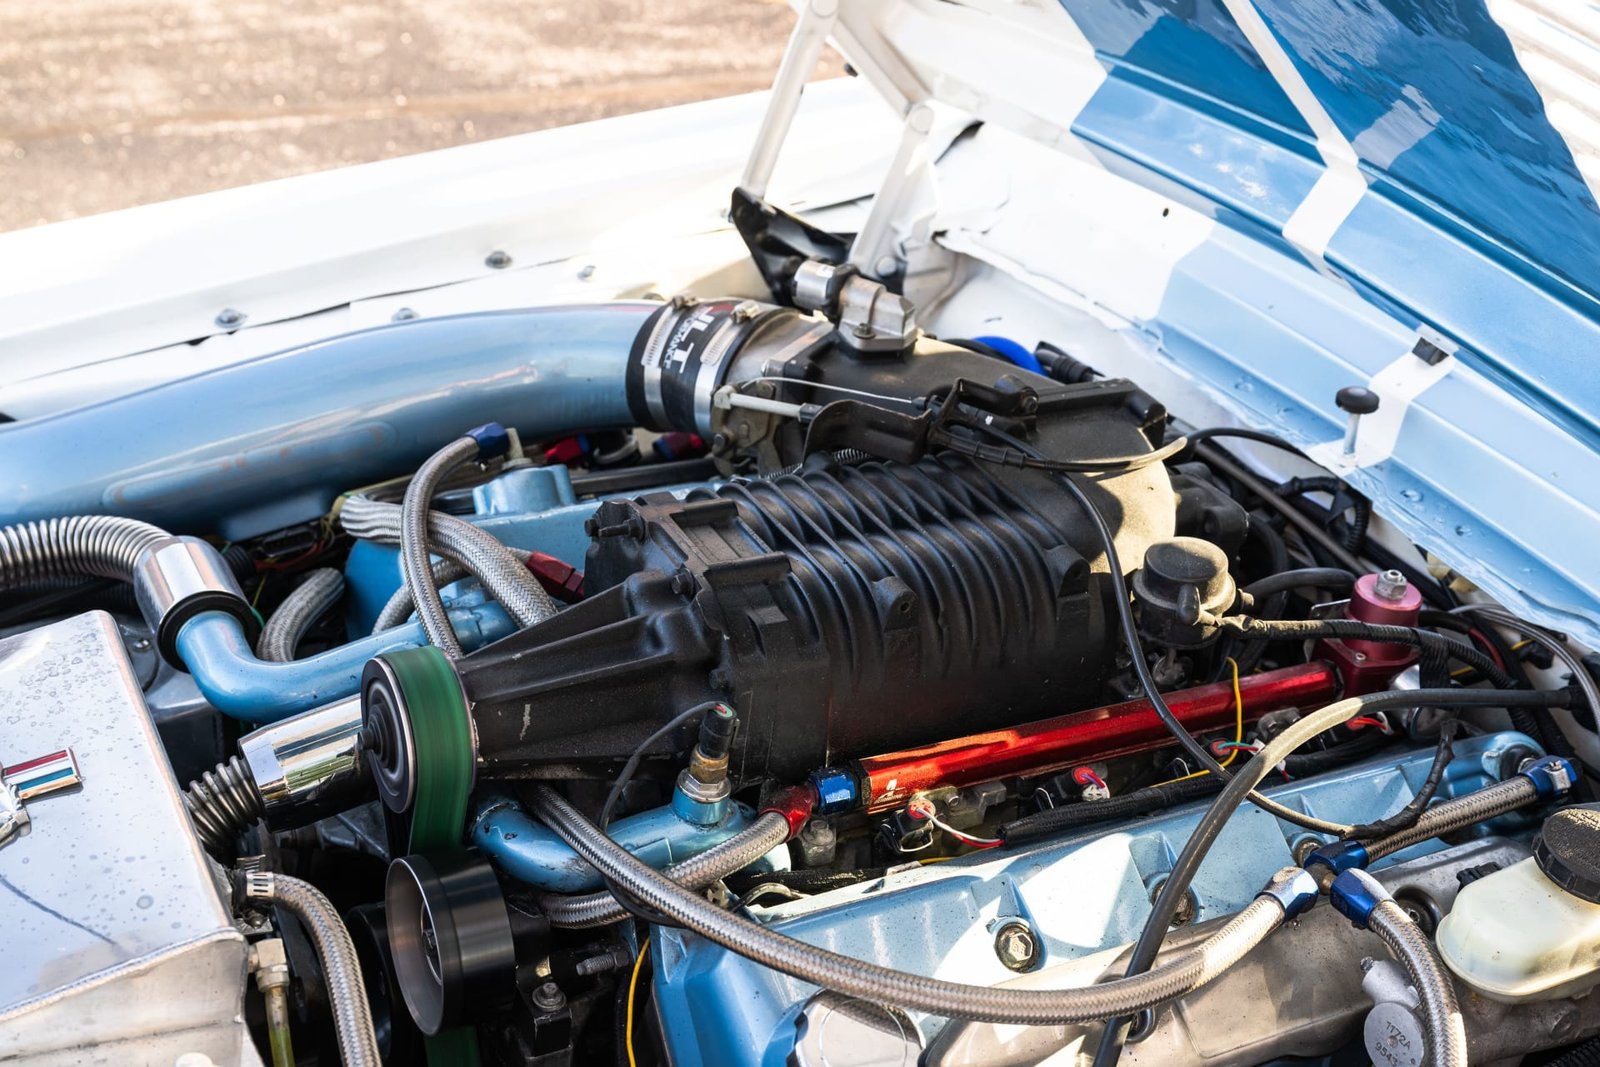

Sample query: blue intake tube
[472,789,753,893]
[0,304,658,542]
[175,603,513,723]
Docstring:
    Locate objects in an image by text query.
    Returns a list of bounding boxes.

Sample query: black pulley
[386,849,518,1035]
[346,902,426,1066]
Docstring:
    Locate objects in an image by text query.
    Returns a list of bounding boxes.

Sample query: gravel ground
[0,0,835,233]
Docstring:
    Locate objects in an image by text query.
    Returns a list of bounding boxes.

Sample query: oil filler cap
[1534,804,1600,903]
[789,991,922,1067]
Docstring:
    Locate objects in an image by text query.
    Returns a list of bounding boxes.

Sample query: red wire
[1467,628,1507,672]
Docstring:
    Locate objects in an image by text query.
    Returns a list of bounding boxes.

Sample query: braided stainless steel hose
[340,496,555,631]
[1363,775,1538,864]
[530,785,1296,1024]
[1369,898,1467,1067]
[537,811,791,927]
[244,871,381,1066]
[258,568,345,661]
[400,437,480,657]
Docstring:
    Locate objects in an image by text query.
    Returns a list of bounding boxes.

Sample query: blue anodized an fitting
[1520,755,1577,799]
[1258,866,1321,920]
[1329,868,1391,928]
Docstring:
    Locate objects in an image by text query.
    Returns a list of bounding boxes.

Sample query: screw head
[994,921,1040,972]
[215,307,246,329]
[391,306,418,322]
[577,264,596,280]
[485,249,513,269]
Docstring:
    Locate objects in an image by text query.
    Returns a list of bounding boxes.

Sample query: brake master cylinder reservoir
[1438,805,1600,1001]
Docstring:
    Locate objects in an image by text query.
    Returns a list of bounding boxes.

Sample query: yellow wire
[626,940,651,1067]
[1158,657,1244,785]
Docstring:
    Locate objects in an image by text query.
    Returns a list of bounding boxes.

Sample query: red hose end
[761,784,818,840]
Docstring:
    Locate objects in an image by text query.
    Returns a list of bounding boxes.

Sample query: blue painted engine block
[650,732,1547,1065]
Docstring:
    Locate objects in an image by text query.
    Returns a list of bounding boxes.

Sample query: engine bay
[3,191,1599,1067]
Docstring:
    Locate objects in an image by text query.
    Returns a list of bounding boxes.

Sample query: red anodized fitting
[760,782,820,840]
[855,660,1339,812]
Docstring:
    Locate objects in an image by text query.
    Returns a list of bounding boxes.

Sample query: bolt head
[994,922,1040,972]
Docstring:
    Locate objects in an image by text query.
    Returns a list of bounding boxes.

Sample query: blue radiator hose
[175,604,513,723]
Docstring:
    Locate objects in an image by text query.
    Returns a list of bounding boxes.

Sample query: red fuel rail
[856,661,1338,812]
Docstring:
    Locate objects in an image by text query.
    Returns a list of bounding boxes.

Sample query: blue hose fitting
[808,767,859,815]
[1519,755,1577,800]
[466,422,512,461]
[1304,838,1369,881]
[1329,868,1390,928]
[1258,866,1320,920]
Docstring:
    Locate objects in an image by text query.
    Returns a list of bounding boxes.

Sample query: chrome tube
[238,697,367,828]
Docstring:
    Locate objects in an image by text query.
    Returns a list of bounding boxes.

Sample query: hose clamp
[1329,868,1390,929]
[243,870,276,901]
[1519,755,1577,800]
[1258,866,1320,920]
[1304,839,1369,884]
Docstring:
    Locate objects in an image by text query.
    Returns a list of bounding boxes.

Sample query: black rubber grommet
[157,591,260,668]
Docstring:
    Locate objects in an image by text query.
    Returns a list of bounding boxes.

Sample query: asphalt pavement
[0,0,831,232]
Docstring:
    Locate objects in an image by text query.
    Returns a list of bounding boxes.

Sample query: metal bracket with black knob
[1337,385,1381,457]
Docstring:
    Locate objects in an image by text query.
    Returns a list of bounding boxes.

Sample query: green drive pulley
[362,645,485,1064]
[363,645,475,853]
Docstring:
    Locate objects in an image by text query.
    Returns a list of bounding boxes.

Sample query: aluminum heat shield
[0,611,256,1066]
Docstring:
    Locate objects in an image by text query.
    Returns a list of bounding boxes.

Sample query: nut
[994,921,1040,972]
[532,981,566,1012]
[1374,569,1409,601]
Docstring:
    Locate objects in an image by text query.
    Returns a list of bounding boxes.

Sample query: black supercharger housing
[377,299,1246,785]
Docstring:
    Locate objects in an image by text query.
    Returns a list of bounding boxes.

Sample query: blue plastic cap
[1258,866,1320,920]
[1520,755,1577,800]
[808,767,859,815]
[466,422,512,460]
[1329,868,1389,928]
[971,335,1045,375]
[1304,839,1369,879]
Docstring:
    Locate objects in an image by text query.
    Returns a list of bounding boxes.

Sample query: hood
[820,0,1600,643]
